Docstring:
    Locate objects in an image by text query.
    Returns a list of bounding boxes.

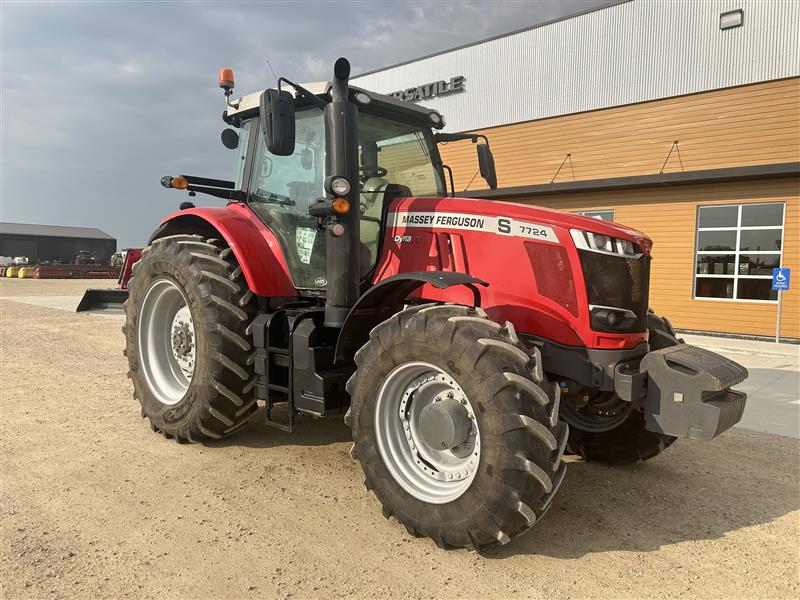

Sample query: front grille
[579,250,650,333]
[526,242,579,317]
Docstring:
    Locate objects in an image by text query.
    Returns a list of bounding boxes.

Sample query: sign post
[772,267,790,343]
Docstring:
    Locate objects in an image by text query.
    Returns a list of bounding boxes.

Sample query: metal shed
[0,222,117,265]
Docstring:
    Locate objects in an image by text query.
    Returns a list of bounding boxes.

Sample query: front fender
[151,204,296,297]
[334,271,487,364]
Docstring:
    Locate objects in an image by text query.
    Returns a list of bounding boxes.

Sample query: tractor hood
[388,196,653,254]
[378,194,654,350]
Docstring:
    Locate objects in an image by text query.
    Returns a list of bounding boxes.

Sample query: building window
[577,210,615,221]
[694,202,784,302]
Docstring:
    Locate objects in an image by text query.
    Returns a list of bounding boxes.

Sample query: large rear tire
[123,234,258,443]
[564,314,680,464]
[346,304,568,550]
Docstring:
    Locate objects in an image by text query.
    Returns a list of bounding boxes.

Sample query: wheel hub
[418,396,472,451]
[171,327,192,355]
[169,306,195,378]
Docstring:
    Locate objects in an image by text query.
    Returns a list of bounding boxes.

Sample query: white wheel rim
[137,277,195,406]
[374,361,480,504]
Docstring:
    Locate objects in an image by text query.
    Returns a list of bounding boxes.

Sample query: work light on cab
[353,91,371,105]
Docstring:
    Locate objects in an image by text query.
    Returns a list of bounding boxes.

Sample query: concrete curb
[682,333,800,358]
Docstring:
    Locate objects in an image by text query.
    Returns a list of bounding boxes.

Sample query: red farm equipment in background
[75,248,141,311]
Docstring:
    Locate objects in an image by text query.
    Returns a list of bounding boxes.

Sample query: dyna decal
[389,211,559,243]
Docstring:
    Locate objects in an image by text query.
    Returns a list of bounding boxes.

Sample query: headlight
[588,233,612,252]
[617,239,635,255]
[571,229,641,257]
[330,177,351,196]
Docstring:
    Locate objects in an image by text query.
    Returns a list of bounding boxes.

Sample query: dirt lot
[1,279,799,599]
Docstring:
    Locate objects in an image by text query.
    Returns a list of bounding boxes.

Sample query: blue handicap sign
[772,268,790,291]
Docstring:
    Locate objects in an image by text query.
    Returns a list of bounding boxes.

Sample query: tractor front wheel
[123,234,258,443]
[347,304,568,550]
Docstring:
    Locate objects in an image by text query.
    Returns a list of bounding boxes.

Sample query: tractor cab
[170,65,497,304]
[224,88,446,289]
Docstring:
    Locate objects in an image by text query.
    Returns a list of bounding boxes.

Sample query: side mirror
[260,88,295,156]
[477,143,497,190]
[220,128,239,149]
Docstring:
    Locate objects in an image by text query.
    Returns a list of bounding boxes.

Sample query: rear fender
[150,204,296,297]
[334,271,487,364]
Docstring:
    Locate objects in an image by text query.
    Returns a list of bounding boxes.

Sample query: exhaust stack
[323,58,361,328]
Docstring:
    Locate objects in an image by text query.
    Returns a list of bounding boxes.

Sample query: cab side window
[233,121,252,189]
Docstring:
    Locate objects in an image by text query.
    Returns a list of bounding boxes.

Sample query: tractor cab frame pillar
[323,58,361,328]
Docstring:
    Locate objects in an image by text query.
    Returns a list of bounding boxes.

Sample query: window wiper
[415,132,429,157]
[278,77,328,111]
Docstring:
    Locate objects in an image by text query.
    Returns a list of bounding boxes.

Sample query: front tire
[347,304,568,550]
[123,234,258,443]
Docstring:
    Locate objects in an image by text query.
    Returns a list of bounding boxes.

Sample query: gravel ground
[1,279,799,599]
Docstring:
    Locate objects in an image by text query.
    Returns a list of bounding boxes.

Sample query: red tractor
[124,58,747,550]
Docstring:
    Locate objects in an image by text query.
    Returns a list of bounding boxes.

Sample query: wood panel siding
[513,178,800,339]
[439,78,800,193]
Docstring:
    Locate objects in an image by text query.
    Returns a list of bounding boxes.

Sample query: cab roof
[224,81,445,130]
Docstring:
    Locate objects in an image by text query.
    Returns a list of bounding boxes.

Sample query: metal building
[0,222,117,265]
[352,0,800,340]
[353,0,800,133]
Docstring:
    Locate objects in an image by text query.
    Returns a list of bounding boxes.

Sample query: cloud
[302,55,328,80]
[1,0,607,247]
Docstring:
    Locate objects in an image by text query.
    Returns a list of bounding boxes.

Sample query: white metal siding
[352,0,800,133]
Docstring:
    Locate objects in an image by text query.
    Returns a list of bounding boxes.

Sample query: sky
[1,0,608,248]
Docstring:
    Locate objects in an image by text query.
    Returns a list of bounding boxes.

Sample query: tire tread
[124,234,259,443]
[347,304,567,551]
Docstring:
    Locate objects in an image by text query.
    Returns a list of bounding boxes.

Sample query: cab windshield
[246,108,441,289]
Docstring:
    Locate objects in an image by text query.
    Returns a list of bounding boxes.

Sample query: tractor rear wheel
[123,234,258,443]
[346,304,568,550]
[563,314,680,464]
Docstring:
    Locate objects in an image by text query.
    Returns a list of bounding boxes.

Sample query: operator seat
[359,179,411,277]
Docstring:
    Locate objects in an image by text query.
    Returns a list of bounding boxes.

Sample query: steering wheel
[359,166,387,183]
